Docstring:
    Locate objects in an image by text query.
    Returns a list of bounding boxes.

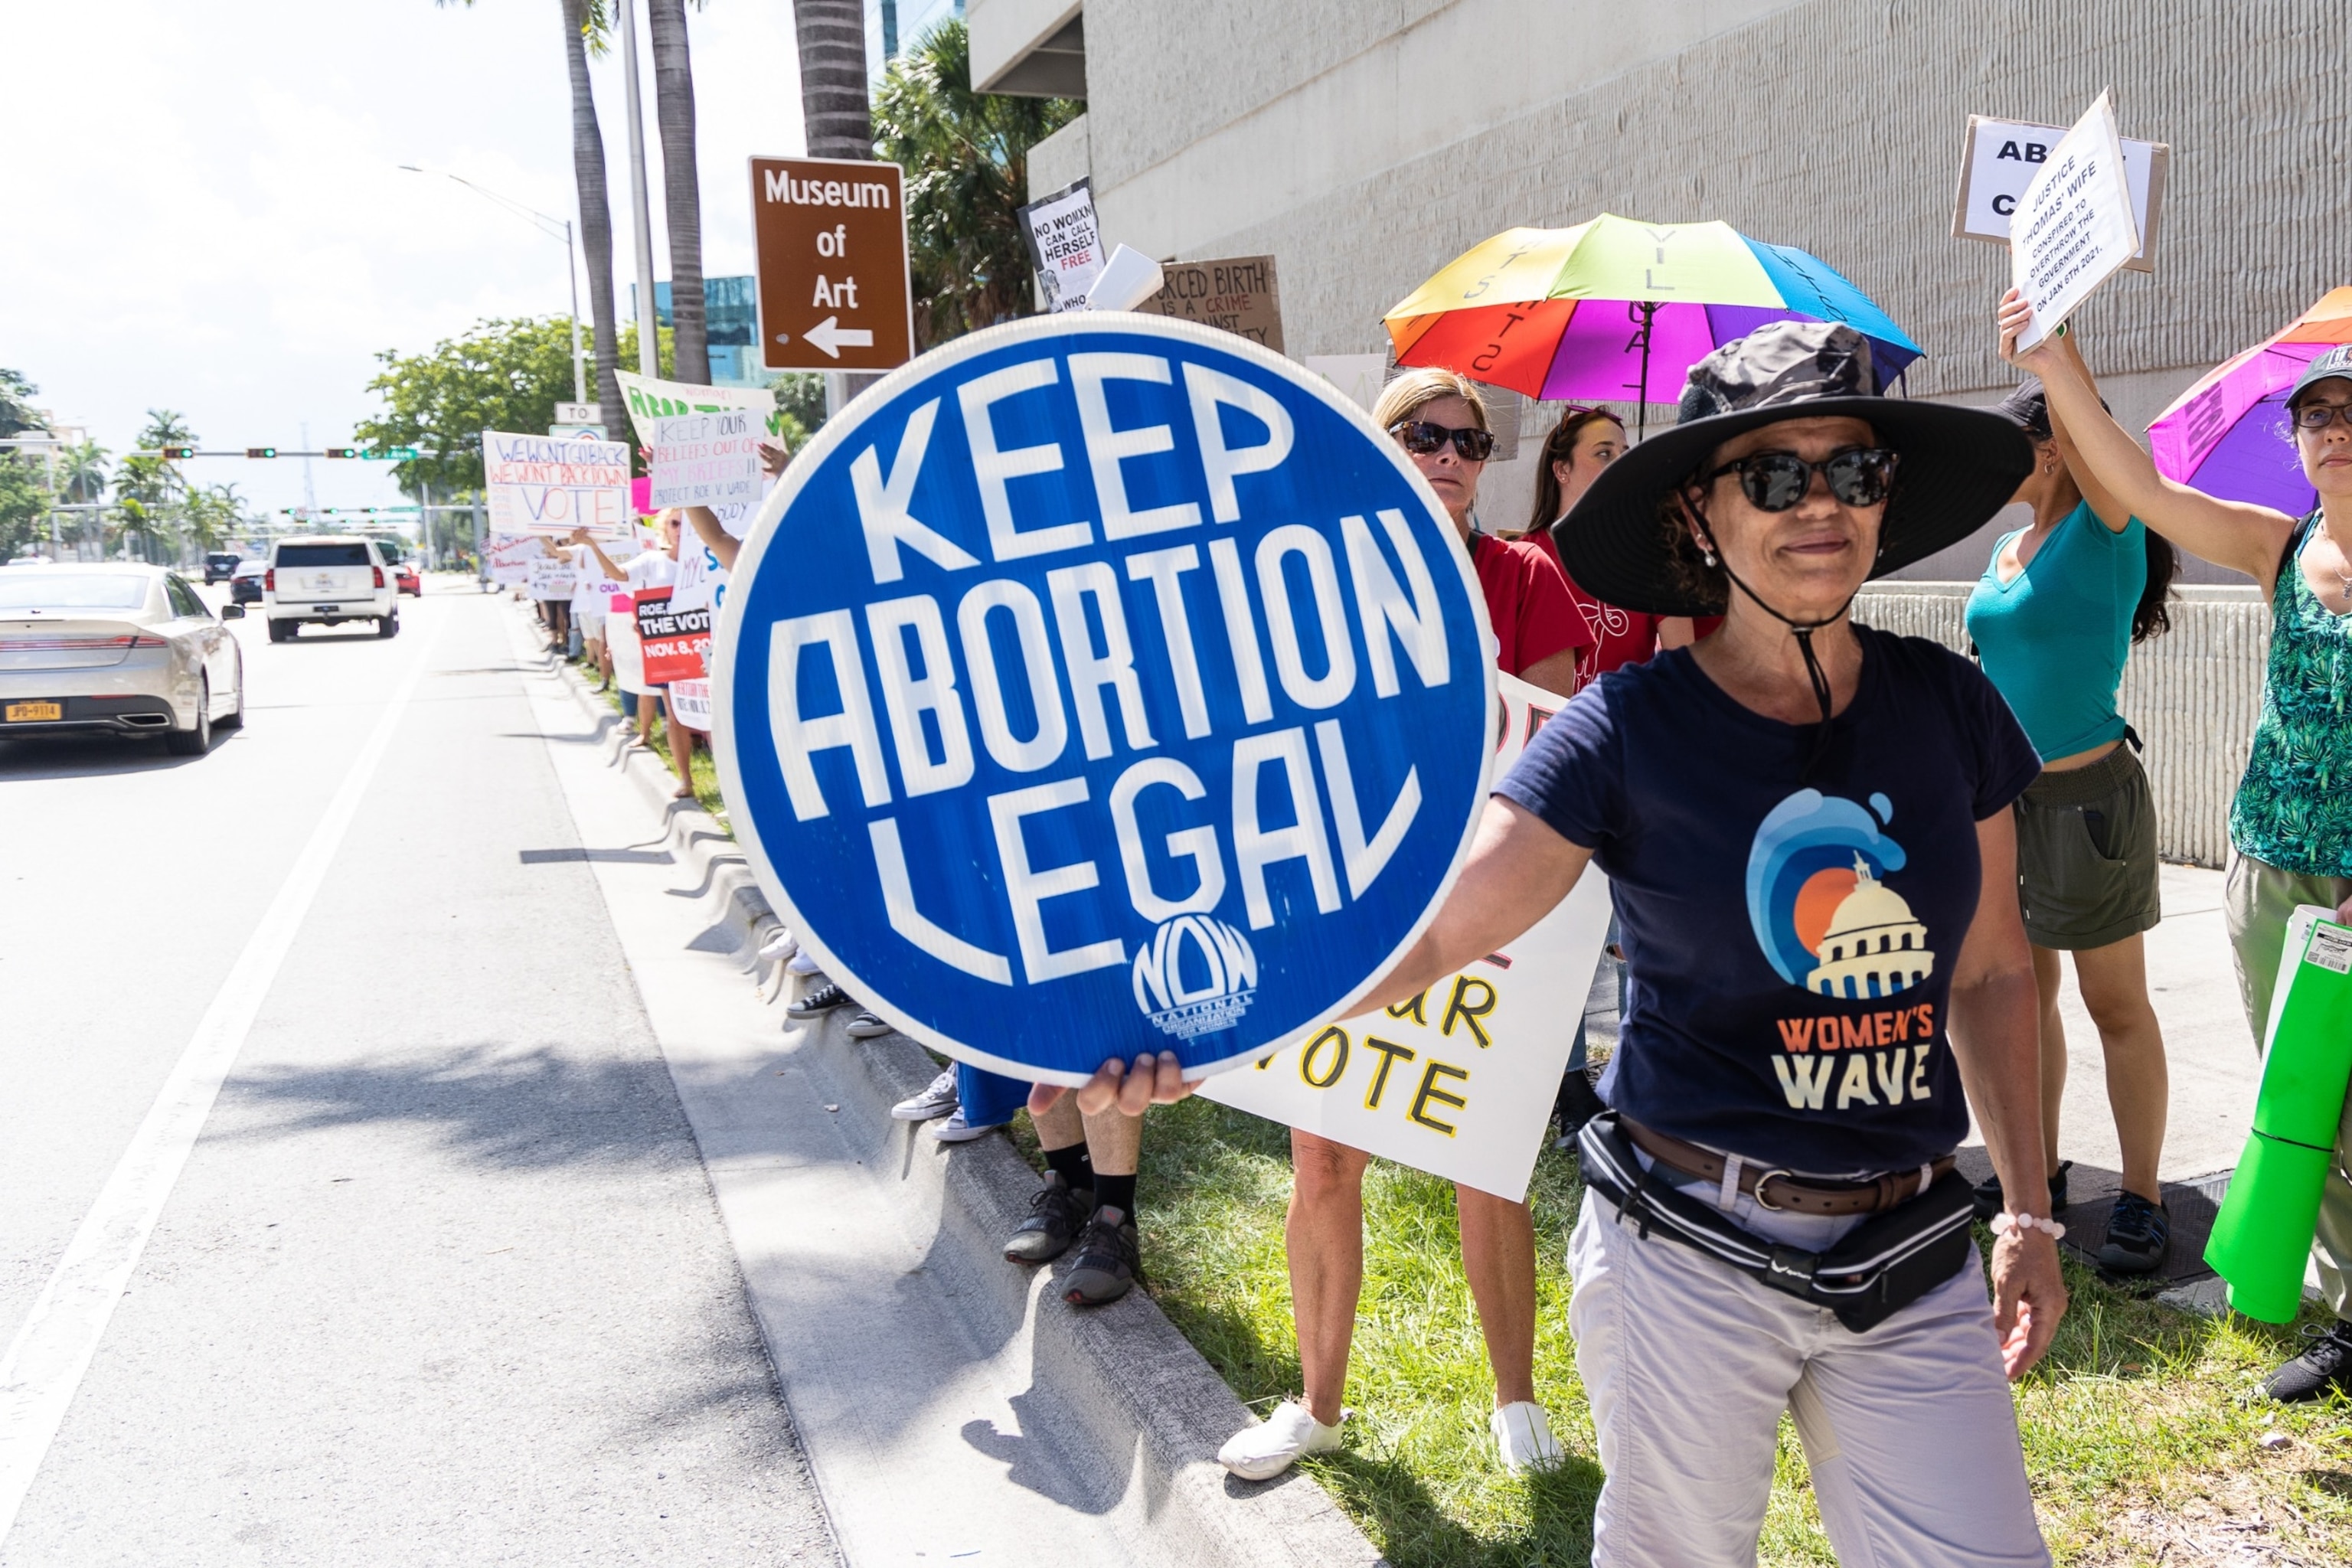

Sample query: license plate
[5,701,62,722]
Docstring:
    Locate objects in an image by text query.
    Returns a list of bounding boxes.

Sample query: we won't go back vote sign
[714,315,1495,1083]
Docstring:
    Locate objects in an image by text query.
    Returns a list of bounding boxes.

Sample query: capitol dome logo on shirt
[1132,915,1258,1040]
[1746,789,1936,1001]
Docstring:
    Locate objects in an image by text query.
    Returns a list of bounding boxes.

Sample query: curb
[534,623,1386,1568]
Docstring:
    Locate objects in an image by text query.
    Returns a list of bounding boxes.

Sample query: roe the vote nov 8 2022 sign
[714,314,1495,1083]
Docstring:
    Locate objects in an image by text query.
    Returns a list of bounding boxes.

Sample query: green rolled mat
[2205,910,2352,1324]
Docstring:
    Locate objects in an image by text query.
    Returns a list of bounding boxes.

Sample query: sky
[2,0,810,518]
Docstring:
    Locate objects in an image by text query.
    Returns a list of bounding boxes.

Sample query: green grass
[1098,1095,2352,1567]
[574,657,730,824]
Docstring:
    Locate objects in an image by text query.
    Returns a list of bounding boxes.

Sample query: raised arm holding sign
[2008,91,2141,351]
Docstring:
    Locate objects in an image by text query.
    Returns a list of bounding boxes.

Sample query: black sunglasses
[1390,420,1497,462]
[1704,448,1899,511]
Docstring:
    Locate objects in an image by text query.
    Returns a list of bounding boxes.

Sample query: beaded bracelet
[1989,1211,2067,1240]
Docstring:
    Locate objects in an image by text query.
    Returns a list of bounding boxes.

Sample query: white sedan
[0,563,247,755]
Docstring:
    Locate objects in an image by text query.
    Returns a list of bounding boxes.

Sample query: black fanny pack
[1576,1112,1977,1333]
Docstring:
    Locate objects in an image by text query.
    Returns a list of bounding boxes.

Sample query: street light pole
[400,165,588,408]
[618,0,660,378]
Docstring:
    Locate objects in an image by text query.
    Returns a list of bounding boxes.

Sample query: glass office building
[866,0,962,81]
[632,276,768,388]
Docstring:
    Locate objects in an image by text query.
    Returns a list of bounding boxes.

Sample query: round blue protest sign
[714,314,1494,1083]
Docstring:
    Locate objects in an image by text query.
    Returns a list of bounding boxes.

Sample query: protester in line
[573,512,686,792]
[1961,374,2180,1273]
[568,538,609,685]
[2001,298,2352,1397]
[1519,405,1704,1144]
[1316,323,2062,1563]
[1219,369,1592,1483]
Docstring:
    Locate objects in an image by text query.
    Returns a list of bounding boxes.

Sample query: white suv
[264,535,400,641]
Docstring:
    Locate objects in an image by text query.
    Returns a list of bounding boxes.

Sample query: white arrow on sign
[801,315,874,360]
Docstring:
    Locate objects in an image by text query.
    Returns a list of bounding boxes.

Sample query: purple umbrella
[2148,288,2352,514]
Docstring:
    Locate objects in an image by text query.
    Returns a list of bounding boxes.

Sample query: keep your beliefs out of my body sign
[714,315,1494,1084]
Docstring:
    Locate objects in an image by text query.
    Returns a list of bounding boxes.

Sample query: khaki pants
[2225,851,2352,1317]
[1569,1174,2047,1567]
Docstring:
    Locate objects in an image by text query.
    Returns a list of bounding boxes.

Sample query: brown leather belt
[1621,1119,1953,1217]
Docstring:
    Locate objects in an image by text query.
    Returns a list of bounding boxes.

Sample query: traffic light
[160,446,196,459]
[324,446,358,459]
[246,446,277,459]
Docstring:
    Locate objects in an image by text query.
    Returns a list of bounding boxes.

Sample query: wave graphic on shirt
[1745,789,1935,998]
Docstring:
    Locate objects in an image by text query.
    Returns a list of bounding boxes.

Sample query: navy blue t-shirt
[1497,626,2040,1173]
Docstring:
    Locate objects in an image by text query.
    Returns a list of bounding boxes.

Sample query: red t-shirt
[1525,528,1662,691]
[1470,532,1592,679]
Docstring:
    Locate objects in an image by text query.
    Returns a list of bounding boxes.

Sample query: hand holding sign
[2007,91,2140,351]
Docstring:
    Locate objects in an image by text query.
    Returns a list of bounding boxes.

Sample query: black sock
[1044,1143,1093,1192]
[1093,1171,1136,1217]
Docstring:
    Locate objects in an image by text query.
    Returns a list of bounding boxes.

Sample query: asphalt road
[0,582,838,1565]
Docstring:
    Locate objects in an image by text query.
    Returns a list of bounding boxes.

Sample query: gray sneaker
[891,1068,958,1122]
[926,1107,1003,1144]
[1005,1173,1094,1263]
[845,1010,894,1040]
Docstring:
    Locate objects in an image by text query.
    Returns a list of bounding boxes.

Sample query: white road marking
[0,616,446,1540]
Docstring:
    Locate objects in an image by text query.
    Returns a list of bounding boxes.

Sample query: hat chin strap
[1690,508,1864,780]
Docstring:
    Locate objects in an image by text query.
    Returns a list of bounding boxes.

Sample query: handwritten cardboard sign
[1137,255,1285,354]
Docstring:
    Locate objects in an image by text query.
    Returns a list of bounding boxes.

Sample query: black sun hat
[1551,321,2034,616]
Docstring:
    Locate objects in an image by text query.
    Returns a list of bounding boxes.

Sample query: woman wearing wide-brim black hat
[1353,321,2063,1566]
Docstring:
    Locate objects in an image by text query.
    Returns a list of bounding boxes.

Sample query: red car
[392,563,421,597]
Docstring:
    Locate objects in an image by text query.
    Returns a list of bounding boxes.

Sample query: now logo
[1132,914,1258,1040]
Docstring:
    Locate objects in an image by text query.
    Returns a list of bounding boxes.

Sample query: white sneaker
[756,929,799,965]
[786,948,822,977]
[893,1069,958,1122]
[926,1107,1002,1143]
[1490,1401,1563,1474]
[1216,1400,1347,1481]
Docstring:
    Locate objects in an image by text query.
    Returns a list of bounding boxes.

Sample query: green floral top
[2232,513,2352,877]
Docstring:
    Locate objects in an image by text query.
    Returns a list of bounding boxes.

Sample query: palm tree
[135,410,194,452]
[563,1,627,423]
[438,2,624,423]
[794,0,871,161]
[875,20,1080,349]
[648,0,707,384]
[60,439,109,505]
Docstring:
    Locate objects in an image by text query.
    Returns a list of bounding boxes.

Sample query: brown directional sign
[751,155,916,374]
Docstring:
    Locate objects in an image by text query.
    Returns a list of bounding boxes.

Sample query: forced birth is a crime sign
[714,313,1495,1083]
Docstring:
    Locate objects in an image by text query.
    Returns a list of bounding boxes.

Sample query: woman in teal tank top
[2004,297,2352,1403]
[1962,378,2180,1277]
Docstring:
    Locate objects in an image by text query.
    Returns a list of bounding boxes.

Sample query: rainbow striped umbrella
[2148,288,2352,515]
[1382,214,1922,436]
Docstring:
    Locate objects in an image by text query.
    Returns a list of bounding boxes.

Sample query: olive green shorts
[2014,743,2162,951]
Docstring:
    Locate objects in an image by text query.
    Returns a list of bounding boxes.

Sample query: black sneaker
[2262,1319,2352,1403]
[787,980,854,1019]
[1062,1205,1141,1306]
[1971,1159,2071,1223]
[2095,1191,2170,1274]
[1005,1173,1094,1264]
[1553,1070,1607,1147]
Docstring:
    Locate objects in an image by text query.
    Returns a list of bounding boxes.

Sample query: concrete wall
[1857,585,2271,867]
[1021,0,2348,580]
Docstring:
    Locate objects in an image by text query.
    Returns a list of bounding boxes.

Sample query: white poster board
[668,678,712,730]
[483,430,632,537]
[2007,93,2141,351]
[525,555,577,601]
[1953,113,2167,273]
[484,534,543,585]
[615,371,775,511]
[1018,178,1105,313]
[1200,672,1613,1203]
